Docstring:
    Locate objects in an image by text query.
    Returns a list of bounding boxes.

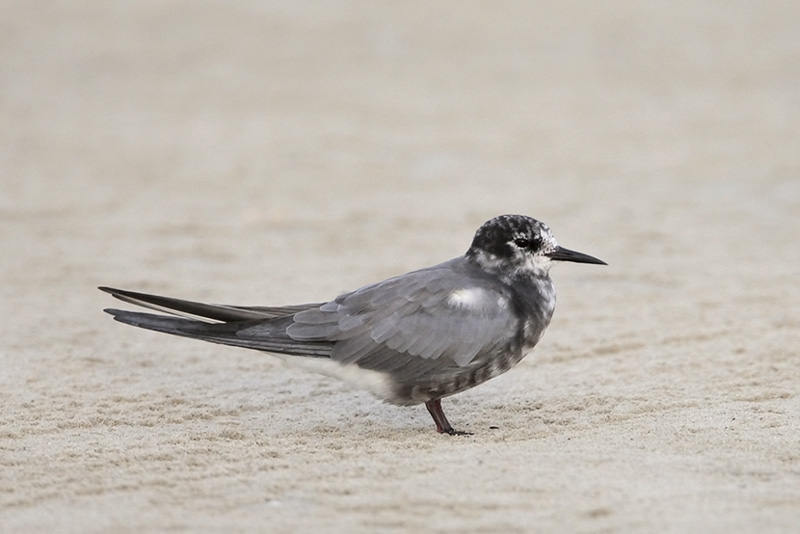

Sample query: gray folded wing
[274,261,519,381]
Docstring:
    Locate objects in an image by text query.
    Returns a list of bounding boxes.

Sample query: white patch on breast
[447,288,506,312]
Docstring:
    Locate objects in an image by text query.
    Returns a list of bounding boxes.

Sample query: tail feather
[99,286,322,323]
[104,308,333,357]
[100,287,332,357]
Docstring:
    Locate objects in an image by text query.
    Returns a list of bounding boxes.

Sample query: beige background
[2,1,799,532]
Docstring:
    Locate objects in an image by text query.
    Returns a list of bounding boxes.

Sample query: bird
[100,214,606,435]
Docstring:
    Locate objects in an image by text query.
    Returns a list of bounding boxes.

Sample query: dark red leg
[425,399,472,436]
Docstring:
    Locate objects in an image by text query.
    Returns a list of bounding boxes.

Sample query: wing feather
[286,260,518,380]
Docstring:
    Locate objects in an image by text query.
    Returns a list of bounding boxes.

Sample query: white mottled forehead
[539,224,559,251]
[513,219,549,237]
[512,220,558,250]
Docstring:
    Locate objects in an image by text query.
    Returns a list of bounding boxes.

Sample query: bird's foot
[441,428,473,436]
[426,399,472,436]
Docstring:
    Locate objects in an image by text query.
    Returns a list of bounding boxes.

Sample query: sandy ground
[2,1,799,532]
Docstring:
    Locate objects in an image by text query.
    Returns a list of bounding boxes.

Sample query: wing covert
[286,263,518,370]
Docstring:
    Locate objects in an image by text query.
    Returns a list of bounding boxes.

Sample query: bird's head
[466,214,606,280]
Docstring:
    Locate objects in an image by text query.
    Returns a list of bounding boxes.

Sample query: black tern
[100,214,606,435]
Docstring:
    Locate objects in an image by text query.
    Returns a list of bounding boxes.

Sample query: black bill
[547,246,607,265]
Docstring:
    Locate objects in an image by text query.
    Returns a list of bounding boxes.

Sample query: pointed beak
[547,246,607,265]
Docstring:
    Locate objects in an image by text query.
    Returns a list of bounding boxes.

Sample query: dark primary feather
[104,309,333,357]
[99,286,319,322]
[101,286,331,355]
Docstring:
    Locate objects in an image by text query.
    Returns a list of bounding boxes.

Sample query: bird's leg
[425,399,472,436]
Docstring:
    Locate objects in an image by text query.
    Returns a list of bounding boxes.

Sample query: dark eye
[513,238,530,248]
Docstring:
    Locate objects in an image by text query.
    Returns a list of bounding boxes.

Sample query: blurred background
[4,0,797,355]
[2,2,798,532]
[3,1,798,292]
